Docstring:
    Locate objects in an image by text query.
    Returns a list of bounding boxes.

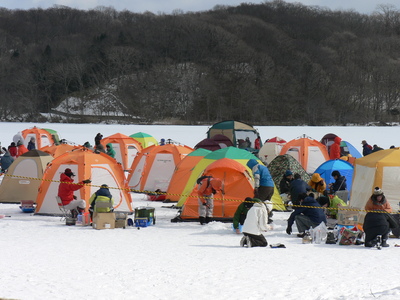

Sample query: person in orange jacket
[197,175,223,225]
[329,136,342,160]
[308,173,326,195]
[16,140,28,157]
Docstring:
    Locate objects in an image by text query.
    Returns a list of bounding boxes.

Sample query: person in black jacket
[286,193,327,237]
[329,170,347,193]
[289,173,311,205]
[279,170,293,194]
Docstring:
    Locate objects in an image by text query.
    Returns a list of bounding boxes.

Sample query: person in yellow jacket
[89,184,114,219]
[308,173,326,196]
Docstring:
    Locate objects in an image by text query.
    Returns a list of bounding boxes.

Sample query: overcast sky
[0,0,397,15]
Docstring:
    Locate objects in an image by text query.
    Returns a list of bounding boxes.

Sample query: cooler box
[134,207,156,226]
[134,217,154,227]
[115,212,128,229]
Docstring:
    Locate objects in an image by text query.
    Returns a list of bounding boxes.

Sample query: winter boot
[382,234,390,247]
[240,236,247,247]
[205,216,212,223]
[199,216,206,225]
[70,209,78,219]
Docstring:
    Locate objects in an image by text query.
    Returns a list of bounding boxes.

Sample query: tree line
[1,0,400,125]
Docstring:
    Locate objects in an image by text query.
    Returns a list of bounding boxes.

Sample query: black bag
[389,214,400,237]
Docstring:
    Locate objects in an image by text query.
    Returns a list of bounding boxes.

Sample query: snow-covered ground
[1,122,400,300]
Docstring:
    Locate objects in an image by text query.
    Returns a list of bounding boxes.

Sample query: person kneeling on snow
[240,198,269,247]
[89,184,114,220]
[286,193,326,237]
[363,187,397,248]
[58,168,91,218]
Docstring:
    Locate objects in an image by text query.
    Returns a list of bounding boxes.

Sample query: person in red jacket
[329,136,342,160]
[197,175,223,225]
[58,168,91,218]
[7,142,18,159]
[16,140,28,157]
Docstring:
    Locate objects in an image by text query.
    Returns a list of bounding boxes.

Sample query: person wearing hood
[329,136,342,160]
[361,140,372,156]
[197,174,223,225]
[0,148,14,172]
[240,198,269,247]
[94,133,103,146]
[286,193,327,237]
[308,173,326,195]
[57,168,91,218]
[246,159,274,222]
[89,184,114,219]
[7,142,18,159]
[289,173,311,206]
[16,140,28,157]
[363,187,396,247]
[106,143,116,158]
[329,170,347,193]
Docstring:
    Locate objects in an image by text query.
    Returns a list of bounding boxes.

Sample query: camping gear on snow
[92,212,116,229]
[337,207,359,226]
[0,214,11,219]
[130,132,158,149]
[258,137,287,165]
[0,150,53,203]
[35,148,132,216]
[115,212,128,228]
[128,143,193,193]
[280,135,329,174]
[101,133,143,171]
[134,207,155,227]
[337,225,361,245]
[207,120,260,153]
[19,200,35,213]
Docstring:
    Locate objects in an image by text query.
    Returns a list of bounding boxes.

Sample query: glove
[286,227,292,235]
[82,179,91,184]
[235,228,241,234]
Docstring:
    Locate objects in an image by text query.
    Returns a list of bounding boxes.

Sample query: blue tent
[341,140,362,158]
[314,159,354,192]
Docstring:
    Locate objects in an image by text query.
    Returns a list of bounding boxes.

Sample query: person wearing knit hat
[280,170,294,195]
[363,187,393,248]
[57,167,92,219]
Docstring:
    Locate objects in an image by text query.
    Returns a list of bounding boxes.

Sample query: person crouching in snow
[286,193,326,237]
[197,175,223,225]
[58,168,91,218]
[233,197,254,234]
[363,187,395,248]
[240,198,269,247]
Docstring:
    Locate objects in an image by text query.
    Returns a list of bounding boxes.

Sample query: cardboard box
[115,219,127,228]
[92,212,115,230]
[337,207,359,226]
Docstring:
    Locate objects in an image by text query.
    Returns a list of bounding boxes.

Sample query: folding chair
[56,196,71,221]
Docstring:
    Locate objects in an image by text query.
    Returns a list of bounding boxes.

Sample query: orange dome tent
[35,148,132,216]
[101,133,143,171]
[280,135,329,174]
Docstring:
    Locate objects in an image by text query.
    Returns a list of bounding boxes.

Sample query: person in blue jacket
[286,193,327,237]
[246,159,274,223]
[246,159,274,202]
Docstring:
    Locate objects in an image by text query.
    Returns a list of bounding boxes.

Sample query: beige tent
[0,150,53,203]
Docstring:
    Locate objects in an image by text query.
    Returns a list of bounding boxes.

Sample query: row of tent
[1,122,397,223]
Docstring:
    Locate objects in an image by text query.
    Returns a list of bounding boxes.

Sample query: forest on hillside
[1,0,400,125]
